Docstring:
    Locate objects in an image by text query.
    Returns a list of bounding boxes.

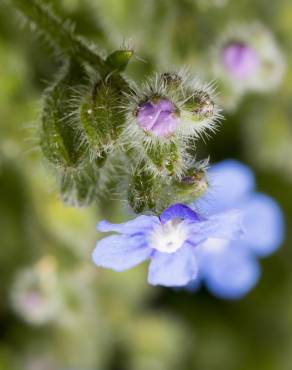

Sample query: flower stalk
[11,0,106,71]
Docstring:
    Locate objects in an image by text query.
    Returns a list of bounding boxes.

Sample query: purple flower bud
[137,98,179,138]
[222,42,259,79]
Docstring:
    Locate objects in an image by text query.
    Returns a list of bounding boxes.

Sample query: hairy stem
[10,0,110,74]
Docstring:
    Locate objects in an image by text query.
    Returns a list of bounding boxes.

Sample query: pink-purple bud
[222,42,259,79]
[137,98,179,138]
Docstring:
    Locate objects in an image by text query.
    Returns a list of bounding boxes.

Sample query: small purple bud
[137,98,179,137]
[222,42,259,79]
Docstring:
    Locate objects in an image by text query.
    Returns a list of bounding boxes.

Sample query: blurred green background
[1,0,292,369]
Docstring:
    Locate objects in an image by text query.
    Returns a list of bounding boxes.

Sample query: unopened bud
[222,42,259,80]
[106,49,134,72]
[174,168,208,201]
[212,22,286,105]
[40,62,86,169]
[183,91,215,120]
[79,78,126,159]
[136,97,180,138]
[160,72,182,88]
[125,71,220,158]
[10,257,62,325]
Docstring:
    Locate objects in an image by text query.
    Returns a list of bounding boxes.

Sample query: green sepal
[182,91,215,121]
[127,163,177,215]
[106,49,134,72]
[40,61,86,169]
[79,77,126,159]
[144,141,180,176]
[128,166,157,214]
[127,162,209,214]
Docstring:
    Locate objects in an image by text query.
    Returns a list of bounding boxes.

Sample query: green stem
[10,0,110,74]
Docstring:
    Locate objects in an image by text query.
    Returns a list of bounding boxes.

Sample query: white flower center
[148,218,188,253]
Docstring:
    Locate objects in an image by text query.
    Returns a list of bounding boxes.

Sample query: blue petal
[160,203,200,224]
[195,160,255,215]
[184,275,202,293]
[242,193,285,256]
[148,245,198,287]
[97,215,159,235]
[92,234,152,271]
[202,243,260,299]
[187,209,243,245]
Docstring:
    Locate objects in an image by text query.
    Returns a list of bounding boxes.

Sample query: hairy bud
[79,77,126,160]
[212,22,286,109]
[106,49,134,72]
[123,71,220,178]
[127,160,208,214]
[160,72,183,88]
[183,90,216,121]
[174,167,208,202]
[40,61,86,169]
[136,97,180,138]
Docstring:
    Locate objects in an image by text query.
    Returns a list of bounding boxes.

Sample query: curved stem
[10,0,110,74]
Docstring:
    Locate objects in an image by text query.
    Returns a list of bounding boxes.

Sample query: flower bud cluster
[127,159,209,214]
[123,71,220,178]
[40,59,127,206]
[40,53,219,211]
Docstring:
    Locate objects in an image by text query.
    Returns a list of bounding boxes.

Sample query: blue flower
[92,204,243,287]
[191,159,285,299]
